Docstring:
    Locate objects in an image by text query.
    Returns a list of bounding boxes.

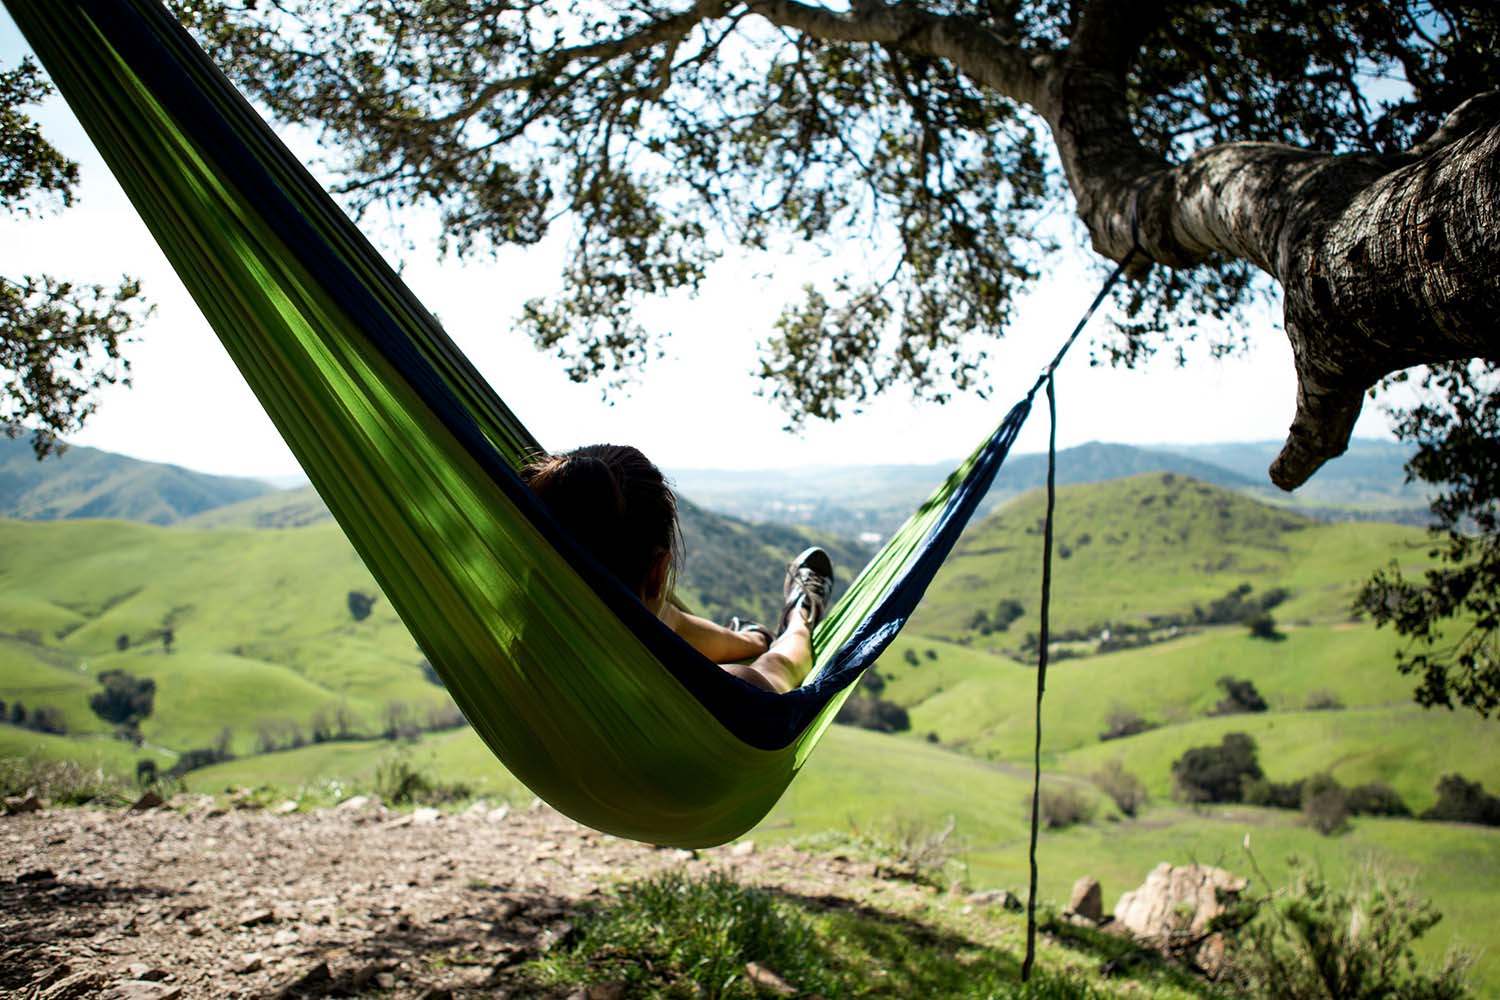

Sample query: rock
[730,840,755,857]
[967,889,1023,912]
[744,962,796,996]
[129,791,165,812]
[1067,876,1104,923]
[5,793,43,814]
[271,928,300,946]
[463,799,490,817]
[124,964,168,981]
[101,982,182,1000]
[235,954,264,975]
[274,800,299,815]
[336,795,372,811]
[272,961,332,1000]
[413,807,442,825]
[39,971,109,1000]
[418,990,453,1000]
[565,985,626,1000]
[1113,862,1250,973]
[485,805,511,824]
[238,908,276,927]
[17,867,57,883]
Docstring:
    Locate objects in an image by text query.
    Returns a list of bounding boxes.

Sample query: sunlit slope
[911,473,1428,641]
[0,517,447,754]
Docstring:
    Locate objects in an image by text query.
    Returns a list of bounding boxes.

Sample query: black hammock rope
[1020,248,1138,982]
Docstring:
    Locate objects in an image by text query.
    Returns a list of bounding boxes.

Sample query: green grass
[527,868,1213,999]
[911,474,1429,642]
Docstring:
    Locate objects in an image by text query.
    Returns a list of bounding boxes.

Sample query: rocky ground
[2,796,952,1000]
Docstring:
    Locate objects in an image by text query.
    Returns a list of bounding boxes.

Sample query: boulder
[967,889,1023,912]
[1112,862,1249,973]
[1066,876,1104,923]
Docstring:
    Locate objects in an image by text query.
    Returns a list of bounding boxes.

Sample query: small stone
[336,795,372,811]
[1067,876,1104,924]
[271,928,300,947]
[744,962,795,997]
[386,813,414,828]
[272,962,331,1000]
[4,793,43,814]
[39,972,109,1000]
[101,982,182,1000]
[235,954,263,975]
[17,867,57,883]
[124,964,168,981]
[730,840,755,857]
[129,791,165,812]
[486,805,511,824]
[967,888,1023,912]
[238,908,276,927]
[464,799,490,816]
[582,984,626,1000]
[374,972,396,989]
[274,800,299,815]
[412,807,442,825]
[418,990,453,1000]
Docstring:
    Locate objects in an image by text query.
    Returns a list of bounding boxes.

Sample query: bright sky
[0,13,1398,482]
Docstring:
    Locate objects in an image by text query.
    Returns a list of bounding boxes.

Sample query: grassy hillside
[185,484,874,627]
[909,472,1429,643]
[0,437,273,524]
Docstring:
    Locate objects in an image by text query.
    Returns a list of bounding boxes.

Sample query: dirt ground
[2,796,938,999]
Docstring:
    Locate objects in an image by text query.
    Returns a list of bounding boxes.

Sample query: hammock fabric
[7,0,1110,847]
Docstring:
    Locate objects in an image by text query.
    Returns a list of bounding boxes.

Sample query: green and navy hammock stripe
[6,0,1121,848]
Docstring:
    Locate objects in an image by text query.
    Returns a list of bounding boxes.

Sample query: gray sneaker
[777,547,835,634]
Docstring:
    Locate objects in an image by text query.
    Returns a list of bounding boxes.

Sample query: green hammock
[6,0,1104,848]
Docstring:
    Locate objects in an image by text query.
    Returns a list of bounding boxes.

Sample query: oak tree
[1,56,149,457]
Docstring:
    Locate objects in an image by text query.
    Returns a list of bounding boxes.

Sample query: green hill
[186,484,874,627]
[909,471,1429,643]
[0,437,274,524]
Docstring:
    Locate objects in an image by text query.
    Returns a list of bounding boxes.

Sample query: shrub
[27,706,67,735]
[1172,732,1263,803]
[924,648,938,661]
[89,669,155,727]
[0,756,130,806]
[532,870,834,999]
[1223,861,1473,1000]
[835,695,910,733]
[1422,774,1500,827]
[1346,782,1410,817]
[1304,688,1344,711]
[1090,759,1148,817]
[1300,773,1350,836]
[903,648,920,667]
[1244,777,1305,810]
[115,634,130,652]
[1099,705,1156,742]
[991,598,1025,631]
[347,589,378,622]
[1034,785,1096,829]
[1210,675,1269,715]
[1244,611,1285,641]
[373,755,471,806]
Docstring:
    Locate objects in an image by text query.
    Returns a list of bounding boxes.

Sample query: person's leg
[725,548,832,694]
[726,612,812,693]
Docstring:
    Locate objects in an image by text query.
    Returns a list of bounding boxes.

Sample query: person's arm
[658,602,770,664]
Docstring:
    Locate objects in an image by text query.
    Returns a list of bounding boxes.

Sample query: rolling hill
[0,436,274,524]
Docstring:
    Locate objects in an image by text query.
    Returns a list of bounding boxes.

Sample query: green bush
[1421,773,1500,827]
[1099,704,1157,742]
[1090,759,1148,817]
[89,669,155,727]
[1346,782,1410,817]
[1300,773,1350,836]
[0,756,131,806]
[1172,732,1263,803]
[1224,861,1473,1000]
[373,754,471,806]
[1209,675,1269,715]
[1035,785,1096,829]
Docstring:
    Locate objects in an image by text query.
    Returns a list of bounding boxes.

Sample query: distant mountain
[1157,439,1428,513]
[670,441,1255,538]
[0,437,275,525]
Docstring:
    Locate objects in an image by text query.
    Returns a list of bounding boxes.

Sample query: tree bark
[745,0,1500,488]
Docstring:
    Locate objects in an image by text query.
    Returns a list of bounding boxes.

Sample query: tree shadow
[0,872,180,991]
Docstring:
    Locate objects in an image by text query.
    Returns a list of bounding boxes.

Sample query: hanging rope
[1020,248,1137,981]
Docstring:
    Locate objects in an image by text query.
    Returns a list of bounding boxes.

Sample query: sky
[0,12,1400,483]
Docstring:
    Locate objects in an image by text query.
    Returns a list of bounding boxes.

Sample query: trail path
[2,798,941,999]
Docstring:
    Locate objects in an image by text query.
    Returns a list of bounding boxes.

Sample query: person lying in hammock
[522,444,834,694]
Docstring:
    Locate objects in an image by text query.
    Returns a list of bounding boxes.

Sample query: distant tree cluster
[88,669,155,743]
[0,699,67,735]
[346,590,378,622]
[968,599,1025,636]
[1423,773,1500,827]
[1099,705,1158,742]
[835,671,911,734]
[1209,676,1270,716]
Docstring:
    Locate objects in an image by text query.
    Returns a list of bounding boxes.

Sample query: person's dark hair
[521,444,681,600]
